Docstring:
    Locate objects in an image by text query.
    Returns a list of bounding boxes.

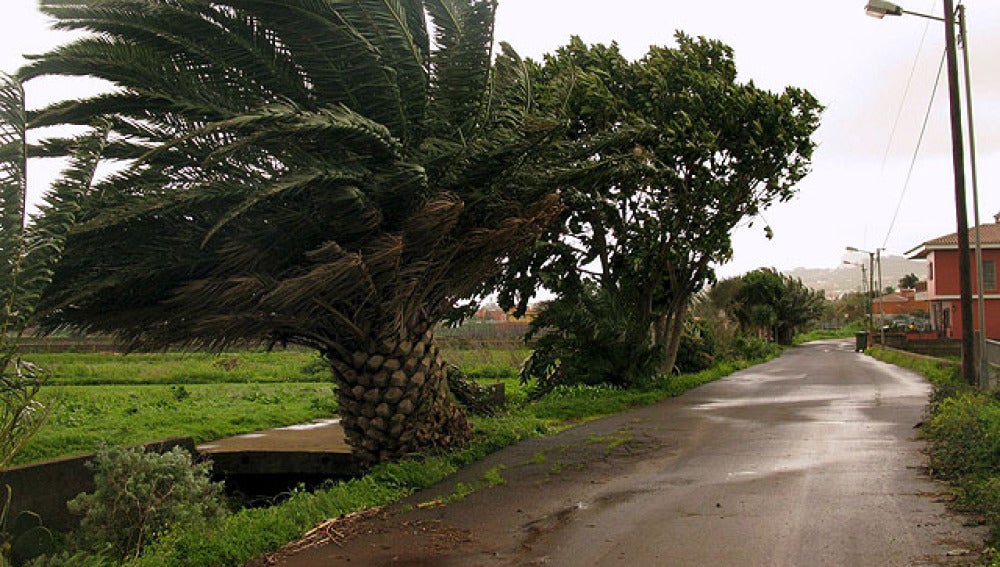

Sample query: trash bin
[855,331,869,352]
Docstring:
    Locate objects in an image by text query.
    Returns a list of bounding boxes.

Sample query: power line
[882,48,946,250]
[880,18,935,171]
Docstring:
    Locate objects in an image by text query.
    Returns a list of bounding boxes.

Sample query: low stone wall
[0,437,195,532]
[880,335,961,358]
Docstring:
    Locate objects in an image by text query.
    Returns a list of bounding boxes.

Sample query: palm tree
[20,0,559,465]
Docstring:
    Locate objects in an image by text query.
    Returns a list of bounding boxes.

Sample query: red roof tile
[907,220,1000,258]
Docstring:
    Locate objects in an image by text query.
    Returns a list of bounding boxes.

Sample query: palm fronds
[24,0,559,359]
[0,73,28,343]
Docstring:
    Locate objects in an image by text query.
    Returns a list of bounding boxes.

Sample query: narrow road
[272,340,985,566]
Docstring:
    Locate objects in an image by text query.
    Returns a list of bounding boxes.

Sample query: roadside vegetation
[868,347,1000,558]
[24,336,780,567]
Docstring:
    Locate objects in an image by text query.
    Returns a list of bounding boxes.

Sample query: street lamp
[848,247,886,345]
[865,0,981,386]
[865,0,944,20]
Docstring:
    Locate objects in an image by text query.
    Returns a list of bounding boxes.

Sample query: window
[928,261,934,281]
[984,261,996,291]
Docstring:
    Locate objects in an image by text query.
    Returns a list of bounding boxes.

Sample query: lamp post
[865,0,979,385]
[848,246,886,345]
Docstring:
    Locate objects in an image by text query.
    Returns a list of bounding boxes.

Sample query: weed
[587,427,634,454]
[170,385,190,402]
[481,465,507,488]
[525,451,547,465]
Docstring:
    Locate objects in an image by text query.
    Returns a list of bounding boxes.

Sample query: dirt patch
[250,507,476,566]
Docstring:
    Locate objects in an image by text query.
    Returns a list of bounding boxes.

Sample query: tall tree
[22,0,560,465]
[731,268,826,345]
[498,35,821,380]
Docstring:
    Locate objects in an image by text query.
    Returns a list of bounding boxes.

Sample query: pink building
[906,214,1000,340]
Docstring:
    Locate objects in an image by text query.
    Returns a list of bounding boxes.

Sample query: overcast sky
[3,1,998,279]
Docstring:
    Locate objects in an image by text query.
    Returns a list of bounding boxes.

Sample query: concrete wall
[881,335,961,358]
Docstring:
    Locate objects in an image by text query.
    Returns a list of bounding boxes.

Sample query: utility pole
[943,0,977,385]
[877,248,885,345]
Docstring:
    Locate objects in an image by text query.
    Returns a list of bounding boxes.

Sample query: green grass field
[25,350,325,385]
[13,346,529,466]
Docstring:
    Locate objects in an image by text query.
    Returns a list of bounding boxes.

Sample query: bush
[674,319,717,374]
[520,287,663,394]
[66,446,228,562]
[925,392,1000,479]
[732,335,782,362]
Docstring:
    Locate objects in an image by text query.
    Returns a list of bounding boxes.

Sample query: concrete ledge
[198,418,358,477]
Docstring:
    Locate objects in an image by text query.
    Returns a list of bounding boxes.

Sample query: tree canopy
[899,273,920,289]
[496,35,822,385]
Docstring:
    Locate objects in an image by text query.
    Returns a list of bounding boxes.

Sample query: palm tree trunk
[329,320,472,465]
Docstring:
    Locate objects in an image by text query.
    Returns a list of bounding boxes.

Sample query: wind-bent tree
[730,268,826,345]
[22,0,560,465]
[497,35,821,385]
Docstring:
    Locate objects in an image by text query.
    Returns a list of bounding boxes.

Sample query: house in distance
[906,213,1000,340]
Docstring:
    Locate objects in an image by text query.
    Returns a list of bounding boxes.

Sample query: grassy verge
[528,360,763,423]
[867,346,998,557]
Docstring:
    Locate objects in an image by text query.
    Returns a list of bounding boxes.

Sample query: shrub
[66,446,228,562]
[674,319,717,373]
[732,335,782,362]
[520,287,663,394]
[925,392,1000,479]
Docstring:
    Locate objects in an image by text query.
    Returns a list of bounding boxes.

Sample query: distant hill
[782,255,926,295]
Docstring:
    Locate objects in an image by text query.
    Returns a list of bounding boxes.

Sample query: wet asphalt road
[275,340,985,566]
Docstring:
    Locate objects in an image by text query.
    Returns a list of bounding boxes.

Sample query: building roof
[906,218,1000,259]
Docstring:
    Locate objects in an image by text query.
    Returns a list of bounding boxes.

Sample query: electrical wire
[882,48,946,250]
[880,19,935,171]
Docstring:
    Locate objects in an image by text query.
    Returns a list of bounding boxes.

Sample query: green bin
[855,331,869,352]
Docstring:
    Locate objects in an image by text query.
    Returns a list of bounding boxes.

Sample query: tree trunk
[661,303,689,374]
[651,314,668,348]
[328,321,472,465]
